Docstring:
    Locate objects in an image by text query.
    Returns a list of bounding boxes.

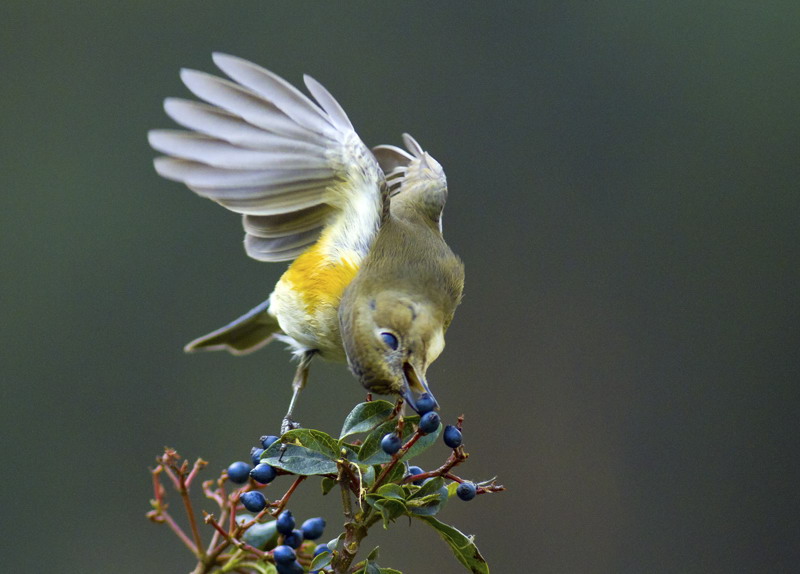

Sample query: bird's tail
[184,298,281,355]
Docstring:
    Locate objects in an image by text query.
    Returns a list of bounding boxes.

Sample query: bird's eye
[379,331,399,350]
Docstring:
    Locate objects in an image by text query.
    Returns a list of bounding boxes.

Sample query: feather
[243,204,334,238]
[163,98,324,153]
[303,75,354,132]
[212,53,336,138]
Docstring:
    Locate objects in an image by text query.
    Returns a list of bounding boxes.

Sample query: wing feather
[149,54,387,262]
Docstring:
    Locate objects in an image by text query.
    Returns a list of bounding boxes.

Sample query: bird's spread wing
[149,53,385,262]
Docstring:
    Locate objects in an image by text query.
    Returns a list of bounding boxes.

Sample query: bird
[148,53,464,432]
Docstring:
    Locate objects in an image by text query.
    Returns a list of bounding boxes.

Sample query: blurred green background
[2,2,798,572]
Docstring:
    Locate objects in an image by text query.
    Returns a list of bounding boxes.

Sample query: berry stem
[162,509,200,555]
[269,475,306,515]
[178,470,205,556]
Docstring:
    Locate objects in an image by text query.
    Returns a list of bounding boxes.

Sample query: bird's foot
[280,416,301,436]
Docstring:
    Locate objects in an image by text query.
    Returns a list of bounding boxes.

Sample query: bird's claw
[280,416,301,436]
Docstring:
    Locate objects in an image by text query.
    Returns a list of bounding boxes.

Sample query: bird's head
[339,289,445,413]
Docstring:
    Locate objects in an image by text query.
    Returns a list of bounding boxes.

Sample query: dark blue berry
[227,461,252,484]
[276,510,295,535]
[418,411,441,434]
[301,517,326,540]
[283,528,304,549]
[251,447,265,466]
[276,561,304,574]
[380,432,402,455]
[272,544,296,564]
[250,463,277,484]
[415,393,437,414]
[407,465,425,485]
[456,481,477,501]
[314,543,330,556]
[261,435,280,449]
[240,491,267,512]
[443,425,463,448]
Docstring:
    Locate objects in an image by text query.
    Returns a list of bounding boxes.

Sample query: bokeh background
[2,2,798,572]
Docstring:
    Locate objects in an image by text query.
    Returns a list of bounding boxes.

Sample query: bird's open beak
[402,361,438,413]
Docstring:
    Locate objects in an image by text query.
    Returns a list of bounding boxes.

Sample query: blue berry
[272,544,296,564]
[314,543,330,556]
[276,510,295,535]
[227,461,252,484]
[407,465,425,485]
[380,432,402,455]
[261,435,280,449]
[301,517,326,540]
[250,447,265,466]
[276,561,304,574]
[283,528,304,549]
[250,463,277,484]
[240,491,267,512]
[415,393,437,414]
[456,481,477,501]
[443,425,463,448]
[418,411,441,434]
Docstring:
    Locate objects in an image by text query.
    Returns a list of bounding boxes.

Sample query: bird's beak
[402,361,438,413]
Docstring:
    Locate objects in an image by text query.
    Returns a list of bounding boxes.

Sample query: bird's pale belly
[270,243,360,361]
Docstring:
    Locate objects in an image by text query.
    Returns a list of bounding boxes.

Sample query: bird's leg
[281,350,315,436]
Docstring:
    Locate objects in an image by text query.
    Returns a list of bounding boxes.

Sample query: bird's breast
[271,236,361,360]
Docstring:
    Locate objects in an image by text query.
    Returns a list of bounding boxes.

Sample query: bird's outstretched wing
[149,53,385,262]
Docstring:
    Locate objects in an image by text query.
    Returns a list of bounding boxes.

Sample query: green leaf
[376,483,407,500]
[415,516,489,574]
[236,561,276,574]
[240,519,278,549]
[263,429,340,475]
[321,476,337,495]
[380,460,407,485]
[409,477,444,499]
[340,401,395,439]
[366,546,381,561]
[326,532,345,552]
[405,477,448,516]
[407,489,448,516]
[309,550,332,571]
[358,417,442,465]
[369,497,407,528]
[362,464,376,487]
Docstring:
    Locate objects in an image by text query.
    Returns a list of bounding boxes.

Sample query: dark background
[2,3,798,573]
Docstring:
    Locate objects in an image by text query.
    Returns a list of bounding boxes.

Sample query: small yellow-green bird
[149,54,464,431]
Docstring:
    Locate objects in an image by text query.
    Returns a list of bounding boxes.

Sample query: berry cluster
[268,510,328,574]
[148,397,504,573]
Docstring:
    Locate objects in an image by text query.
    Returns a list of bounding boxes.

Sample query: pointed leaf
[263,429,340,475]
[376,483,407,500]
[381,461,407,486]
[374,499,407,528]
[340,401,395,438]
[241,519,278,549]
[321,476,337,495]
[310,550,332,571]
[409,477,444,499]
[414,516,489,574]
